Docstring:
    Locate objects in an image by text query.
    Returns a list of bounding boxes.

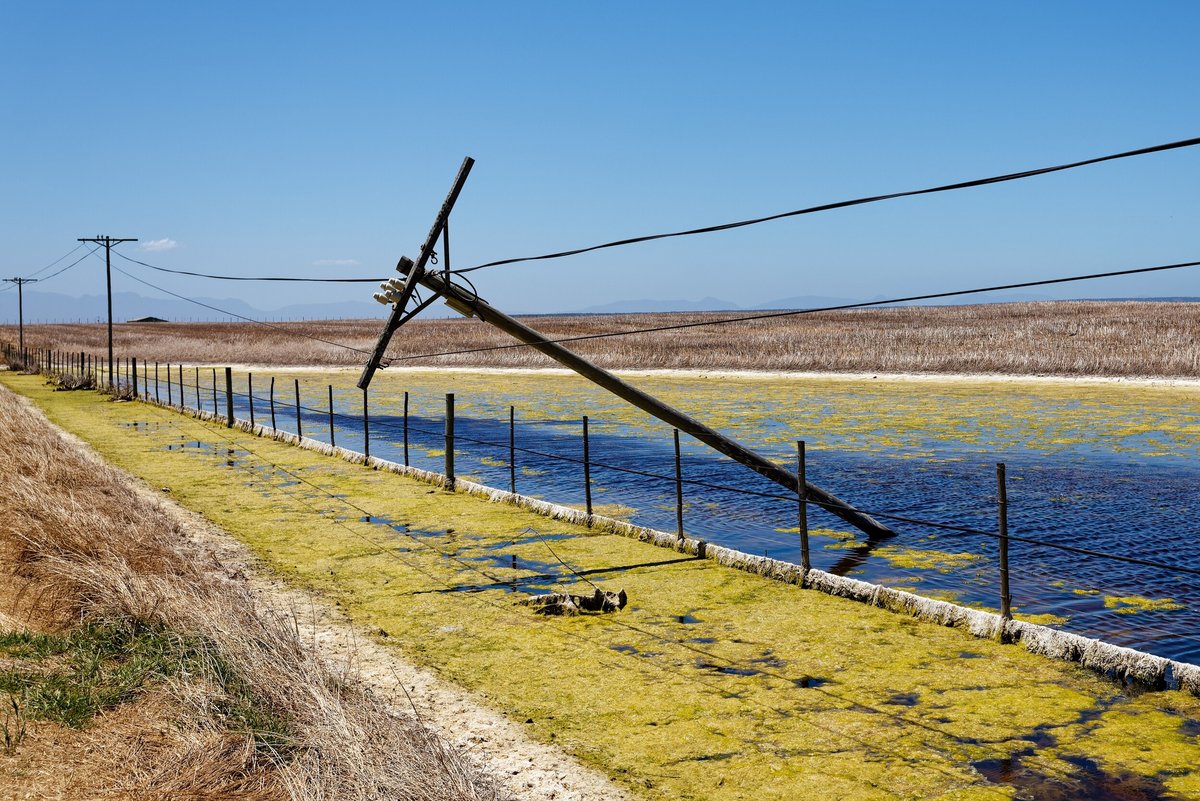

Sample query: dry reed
[0,383,506,801]
[5,300,1200,376]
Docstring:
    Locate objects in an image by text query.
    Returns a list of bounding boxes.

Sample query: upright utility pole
[1,278,37,352]
[77,236,137,386]
[357,160,893,542]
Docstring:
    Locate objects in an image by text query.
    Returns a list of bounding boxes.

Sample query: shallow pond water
[147,368,1200,663]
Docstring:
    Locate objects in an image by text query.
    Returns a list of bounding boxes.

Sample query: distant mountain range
[3,287,1198,324]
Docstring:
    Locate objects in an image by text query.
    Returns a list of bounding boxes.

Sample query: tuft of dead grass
[5,300,1200,377]
[0,383,506,801]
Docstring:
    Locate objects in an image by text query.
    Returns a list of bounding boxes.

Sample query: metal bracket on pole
[357,158,894,542]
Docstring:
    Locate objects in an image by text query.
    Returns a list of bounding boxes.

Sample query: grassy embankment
[7,299,1200,376]
[4,370,1200,801]
[0,375,503,800]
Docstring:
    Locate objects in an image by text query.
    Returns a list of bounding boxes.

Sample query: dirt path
[185,520,636,801]
[17,390,635,801]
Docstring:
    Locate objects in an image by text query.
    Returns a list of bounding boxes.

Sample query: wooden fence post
[997,462,1012,622]
[270,376,277,430]
[211,368,218,414]
[798,440,811,572]
[362,387,370,461]
[509,405,516,494]
[154,363,160,403]
[131,357,139,398]
[294,378,303,438]
[445,393,455,488]
[582,415,593,516]
[674,428,684,539]
[248,373,255,427]
[195,367,201,410]
[225,367,234,427]
[327,384,336,447]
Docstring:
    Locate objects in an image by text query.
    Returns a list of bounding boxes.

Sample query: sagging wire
[452,136,1200,275]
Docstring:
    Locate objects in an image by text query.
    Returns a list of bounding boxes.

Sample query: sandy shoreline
[214,363,1200,389]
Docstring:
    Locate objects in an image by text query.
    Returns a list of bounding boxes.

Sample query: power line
[1,244,94,294]
[35,246,101,284]
[389,257,1200,363]
[107,259,373,355]
[26,243,88,279]
[115,251,381,282]
[91,255,376,357]
[93,251,1200,578]
[452,136,1200,274]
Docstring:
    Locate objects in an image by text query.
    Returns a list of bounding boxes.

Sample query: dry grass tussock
[5,300,1200,376]
[0,383,506,800]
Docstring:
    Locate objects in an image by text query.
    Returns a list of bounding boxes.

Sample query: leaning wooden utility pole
[358,160,893,541]
[358,158,474,390]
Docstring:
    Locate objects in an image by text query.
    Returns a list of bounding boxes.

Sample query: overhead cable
[115,251,380,282]
[107,261,373,355]
[26,243,88,279]
[36,246,102,284]
[392,258,1200,362]
[452,136,1200,274]
[2,244,95,294]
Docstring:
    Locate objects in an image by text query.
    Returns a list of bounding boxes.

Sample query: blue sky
[2,2,1198,316]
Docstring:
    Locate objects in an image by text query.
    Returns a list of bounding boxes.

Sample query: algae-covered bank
[164,365,1200,660]
[6,372,1200,801]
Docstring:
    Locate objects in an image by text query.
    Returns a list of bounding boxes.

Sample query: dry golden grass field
[5,300,1200,376]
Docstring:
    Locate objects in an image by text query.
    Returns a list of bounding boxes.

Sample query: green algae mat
[6,372,1200,801]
